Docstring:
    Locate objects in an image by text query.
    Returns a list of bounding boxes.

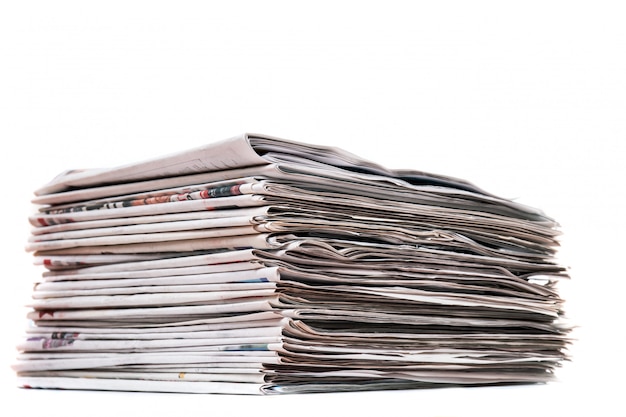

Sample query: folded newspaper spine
[14,133,571,394]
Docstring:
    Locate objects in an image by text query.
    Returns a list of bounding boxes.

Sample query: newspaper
[14,133,571,395]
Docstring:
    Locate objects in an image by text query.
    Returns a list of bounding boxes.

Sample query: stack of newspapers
[14,133,571,394]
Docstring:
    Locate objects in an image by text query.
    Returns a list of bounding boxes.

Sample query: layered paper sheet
[15,133,571,394]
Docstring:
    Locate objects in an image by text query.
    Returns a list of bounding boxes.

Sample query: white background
[0,1,624,415]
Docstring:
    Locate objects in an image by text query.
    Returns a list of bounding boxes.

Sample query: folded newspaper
[14,133,571,394]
